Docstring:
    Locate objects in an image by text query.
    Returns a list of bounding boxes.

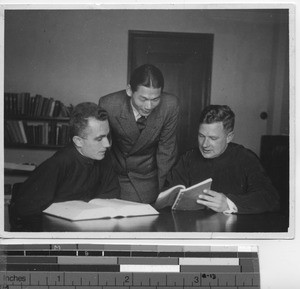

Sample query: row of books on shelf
[4,120,71,146]
[4,92,72,118]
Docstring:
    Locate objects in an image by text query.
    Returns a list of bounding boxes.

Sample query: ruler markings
[179,257,239,266]
[104,251,131,257]
[118,257,179,265]
[7,256,57,264]
[26,250,51,256]
[0,245,259,288]
[77,244,105,250]
[120,265,180,273]
[0,273,260,288]
[57,256,118,265]
[181,265,241,272]
[51,245,77,250]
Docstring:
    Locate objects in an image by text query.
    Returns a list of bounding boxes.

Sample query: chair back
[260,135,289,214]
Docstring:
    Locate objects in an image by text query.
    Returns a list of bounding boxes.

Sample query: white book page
[156,185,185,202]
[89,198,147,208]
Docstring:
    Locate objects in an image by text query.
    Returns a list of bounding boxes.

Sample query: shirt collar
[72,143,96,165]
[130,100,143,121]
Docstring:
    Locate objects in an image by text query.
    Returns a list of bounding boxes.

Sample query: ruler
[0,244,260,288]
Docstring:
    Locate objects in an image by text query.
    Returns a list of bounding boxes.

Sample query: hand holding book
[197,188,233,213]
[154,178,213,210]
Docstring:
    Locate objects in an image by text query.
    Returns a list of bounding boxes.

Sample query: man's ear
[126,85,133,97]
[226,131,234,143]
[72,136,83,148]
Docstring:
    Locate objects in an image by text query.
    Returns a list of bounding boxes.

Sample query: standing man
[99,64,179,204]
[12,102,120,219]
[164,104,280,214]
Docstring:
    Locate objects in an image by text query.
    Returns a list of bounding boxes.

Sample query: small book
[43,198,159,221]
[154,178,212,211]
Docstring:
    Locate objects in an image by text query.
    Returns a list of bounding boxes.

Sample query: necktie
[136,116,147,132]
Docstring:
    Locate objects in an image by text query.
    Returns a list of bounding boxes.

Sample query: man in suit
[99,64,179,204]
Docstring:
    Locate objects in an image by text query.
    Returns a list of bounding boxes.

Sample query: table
[5,205,289,233]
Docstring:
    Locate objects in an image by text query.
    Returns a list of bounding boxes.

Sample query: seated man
[165,104,280,214]
[12,102,120,220]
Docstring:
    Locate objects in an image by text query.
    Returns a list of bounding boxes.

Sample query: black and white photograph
[1,5,293,240]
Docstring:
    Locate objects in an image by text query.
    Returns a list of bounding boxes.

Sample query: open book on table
[44,213,159,232]
[154,178,212,210]
[43,198,159,221]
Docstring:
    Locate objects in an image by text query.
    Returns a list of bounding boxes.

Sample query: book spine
[41,97,49,117]
[12,94,18,116]
[35,95,44,116]
[17,93,22,116]
[48,100,55,117]
[20,93,26,116]
[52,100,61,117]
[18,120,28,143]
[171,192,184,210]
[56,125,61,145]
[44,122,49,145]
[29,96,36,116]
[27,122,38,145]
[9,93,15,115]
[41,97,50,117]
[4,121,14,144]
[13,120,24,143]
[49,123,56,145]
[23,122,32,144]
[60,124,70,145]
[24,93,30,116]
[38,124,43,145]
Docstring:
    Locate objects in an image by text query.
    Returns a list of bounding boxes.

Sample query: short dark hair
[129,64,164,92]
[199,105,235,132]
[70,102,108,138]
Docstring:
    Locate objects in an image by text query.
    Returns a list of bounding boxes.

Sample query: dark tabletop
[6,205,289,233]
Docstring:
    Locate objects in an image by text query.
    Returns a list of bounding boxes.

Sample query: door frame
[127,30,214,153]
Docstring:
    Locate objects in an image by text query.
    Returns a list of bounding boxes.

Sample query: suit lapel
[115,97,163,154]
[116,98,140,144]
[130,108,162,154]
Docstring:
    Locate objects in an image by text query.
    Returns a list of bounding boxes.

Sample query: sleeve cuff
[223,197,238,214]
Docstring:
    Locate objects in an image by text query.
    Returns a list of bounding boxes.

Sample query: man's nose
[145,100,152,109]
[202,137,210,147]
[102,137,111,148]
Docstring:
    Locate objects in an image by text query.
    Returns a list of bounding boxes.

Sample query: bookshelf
[4,92,72,149]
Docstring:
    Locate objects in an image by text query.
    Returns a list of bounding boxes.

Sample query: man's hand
[196,189,229,213]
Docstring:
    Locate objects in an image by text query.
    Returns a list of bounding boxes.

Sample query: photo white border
[0,1,295,241]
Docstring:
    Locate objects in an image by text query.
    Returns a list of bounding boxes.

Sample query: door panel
[128,31,214,154]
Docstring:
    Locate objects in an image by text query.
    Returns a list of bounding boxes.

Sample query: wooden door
[128,30,214,154]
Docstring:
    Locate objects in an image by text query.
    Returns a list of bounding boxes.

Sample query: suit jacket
[99,90,179,203]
